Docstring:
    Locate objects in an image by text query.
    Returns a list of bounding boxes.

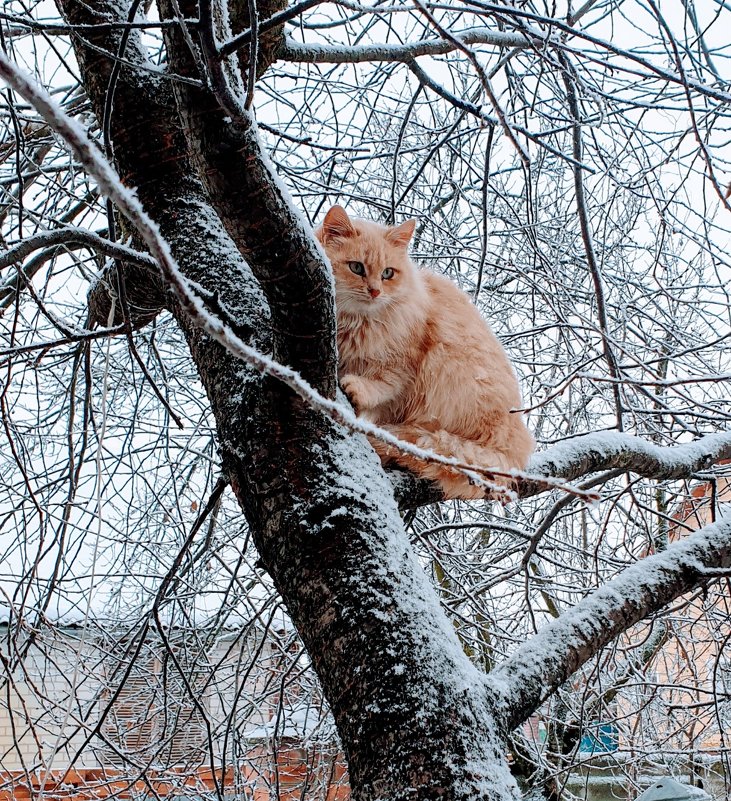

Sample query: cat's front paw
[340,374,372,413]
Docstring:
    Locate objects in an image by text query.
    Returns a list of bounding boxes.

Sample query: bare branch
[0,227,155,273]
[278,26,537,63]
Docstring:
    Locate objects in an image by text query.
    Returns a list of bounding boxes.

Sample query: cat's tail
[370,423,533,500]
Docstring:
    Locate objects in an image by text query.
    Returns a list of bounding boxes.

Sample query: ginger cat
[316,205,534,500]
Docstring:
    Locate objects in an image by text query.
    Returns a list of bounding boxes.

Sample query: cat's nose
[368,287,381,298]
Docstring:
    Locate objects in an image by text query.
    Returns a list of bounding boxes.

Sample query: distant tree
[0,0,730,799]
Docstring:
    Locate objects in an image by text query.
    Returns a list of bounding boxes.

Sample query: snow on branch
[279,26,536,64]
[0,227,156,312]
[394,430,731,508]
[0,224,167,328]
[526,430,731,488]
[490,515,731,732]
[279,7,731,109]
[0,227,156,274]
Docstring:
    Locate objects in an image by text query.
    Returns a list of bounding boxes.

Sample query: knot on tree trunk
[87,260,167,328]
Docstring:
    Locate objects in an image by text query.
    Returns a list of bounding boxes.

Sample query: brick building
[0,622,350,800]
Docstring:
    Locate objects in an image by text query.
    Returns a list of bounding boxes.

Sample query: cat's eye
[382,267,395,280]
[348,261,366,276]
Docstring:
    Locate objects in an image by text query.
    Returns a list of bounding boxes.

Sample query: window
[98,650,208,767]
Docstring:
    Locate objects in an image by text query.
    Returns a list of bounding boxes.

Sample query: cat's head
[316,205,417,315]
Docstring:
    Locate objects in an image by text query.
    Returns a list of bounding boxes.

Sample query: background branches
[0,0,730,797]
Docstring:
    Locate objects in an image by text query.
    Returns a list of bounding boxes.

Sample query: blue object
[579,722,618,753]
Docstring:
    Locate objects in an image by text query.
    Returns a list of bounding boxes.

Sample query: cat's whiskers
[337,291,390,316]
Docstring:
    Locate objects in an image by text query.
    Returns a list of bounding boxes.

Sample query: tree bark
[158,0,337,393]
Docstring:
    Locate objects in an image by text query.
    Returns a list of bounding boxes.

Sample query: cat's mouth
[337,290,388,314]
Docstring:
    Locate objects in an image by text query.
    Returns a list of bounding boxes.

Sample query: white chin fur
[338,294,386,315]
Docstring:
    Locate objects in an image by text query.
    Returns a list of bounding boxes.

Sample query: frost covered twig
[560,55,624,430]
[460,0,731,104]
[0,227,156,274]
[0,326,126,359]
[412,0,530,168]
[279,25,537,63]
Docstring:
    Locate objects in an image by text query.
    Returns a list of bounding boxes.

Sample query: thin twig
[218,0,332,57]
[245,0,258,109]
[559,52,625,431]
[412,0,530,167]
[0,326,126,359]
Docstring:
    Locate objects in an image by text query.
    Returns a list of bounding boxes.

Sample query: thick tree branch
[0,227,156,316]
[54,0,269,335]
[527,430,731,486]
[226,0,288,78]
[279,26,536,63]
[491,516,731,731]
[159,0,337,394]
[394,430,731,508]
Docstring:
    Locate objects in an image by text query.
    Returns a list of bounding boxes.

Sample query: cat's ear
[386,219,416,248]
[321,205,356,241]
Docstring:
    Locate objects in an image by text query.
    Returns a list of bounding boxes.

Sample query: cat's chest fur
[337,309,420,377]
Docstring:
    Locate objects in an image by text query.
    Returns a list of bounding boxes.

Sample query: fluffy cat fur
[316,205,534,500]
